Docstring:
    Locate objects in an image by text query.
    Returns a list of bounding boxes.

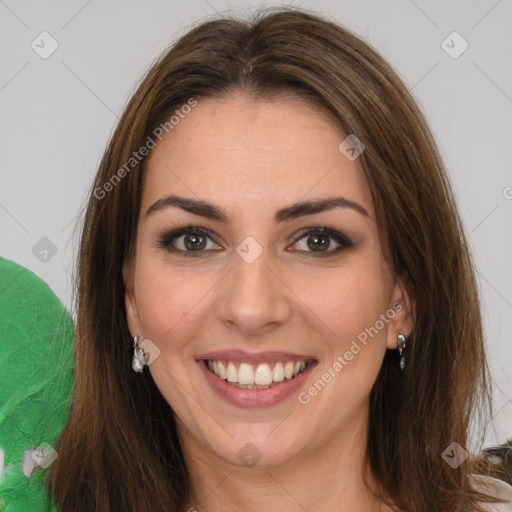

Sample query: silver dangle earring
[132,334,148,373]
[397,333,406,371]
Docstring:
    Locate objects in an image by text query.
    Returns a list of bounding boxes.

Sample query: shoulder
[470,474,512,511]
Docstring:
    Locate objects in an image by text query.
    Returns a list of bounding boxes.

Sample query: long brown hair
[46,7,500,511]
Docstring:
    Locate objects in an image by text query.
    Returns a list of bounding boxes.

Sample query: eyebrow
[145,194,370,222]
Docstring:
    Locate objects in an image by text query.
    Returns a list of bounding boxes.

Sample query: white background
[1,0,511,450]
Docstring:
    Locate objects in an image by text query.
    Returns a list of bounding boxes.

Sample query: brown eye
[182,233,207,251]
[157,227,221,256]
[290,227,352,257]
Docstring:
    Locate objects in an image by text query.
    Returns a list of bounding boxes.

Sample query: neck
[180,405,392,512]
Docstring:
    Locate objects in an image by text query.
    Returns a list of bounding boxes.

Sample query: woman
[46,7,512,511]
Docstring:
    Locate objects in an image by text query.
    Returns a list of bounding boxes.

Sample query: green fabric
[0,257,74,512]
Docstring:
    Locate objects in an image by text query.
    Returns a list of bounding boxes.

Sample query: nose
[217,247,292,337]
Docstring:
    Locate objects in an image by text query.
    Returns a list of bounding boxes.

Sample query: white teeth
[206,358,309,385]
[272,362,284,382]
[238,363,255,385]
[254,363,272,385]
[227,362,238,382]
[218,361,227,380]
[284,362,294,379]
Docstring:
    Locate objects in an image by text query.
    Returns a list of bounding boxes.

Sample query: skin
[124,91,414,511]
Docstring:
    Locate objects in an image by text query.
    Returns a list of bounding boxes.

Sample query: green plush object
[0,257,74,512]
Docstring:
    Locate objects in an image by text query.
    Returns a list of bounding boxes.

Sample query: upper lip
[195,350,318,365]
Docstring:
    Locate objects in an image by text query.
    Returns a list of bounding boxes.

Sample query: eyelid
[154,224,353,256]
[155,226,222,256]
[287,226,353,256]
[290,226,352,246]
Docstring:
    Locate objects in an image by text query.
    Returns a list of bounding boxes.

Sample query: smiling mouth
[202,358,316,390]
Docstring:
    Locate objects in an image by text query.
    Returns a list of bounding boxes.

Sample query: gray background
[1,0,511,450]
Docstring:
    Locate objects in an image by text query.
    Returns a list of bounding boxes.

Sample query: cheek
[133,240,391,357]
[133,258,205,348]
[304,263,391,393]
[303,262,390,338]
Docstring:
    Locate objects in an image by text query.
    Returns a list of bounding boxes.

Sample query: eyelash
[154,225,353,258]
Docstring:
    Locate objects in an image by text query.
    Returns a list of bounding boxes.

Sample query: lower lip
[197,360,317,408]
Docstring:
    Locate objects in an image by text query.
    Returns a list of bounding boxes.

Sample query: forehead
[141,92,374,222]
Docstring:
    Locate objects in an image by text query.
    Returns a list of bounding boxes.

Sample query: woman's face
[124,91,413,468]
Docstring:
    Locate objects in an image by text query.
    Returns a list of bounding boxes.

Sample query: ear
[123,259,140,337]
[385,274,415,350]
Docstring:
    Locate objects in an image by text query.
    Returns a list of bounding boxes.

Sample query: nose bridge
[218,241,291,333]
